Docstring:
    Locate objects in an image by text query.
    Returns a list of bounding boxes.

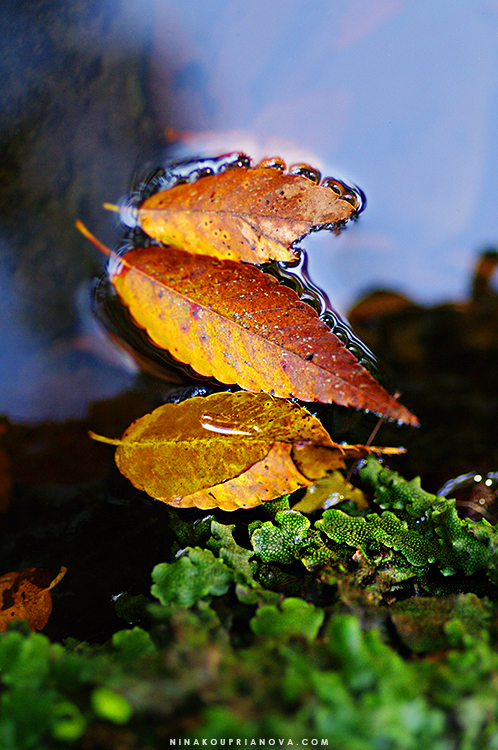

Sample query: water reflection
[150,0,498,311]
[2,0,498,421]
[0,0,161,422]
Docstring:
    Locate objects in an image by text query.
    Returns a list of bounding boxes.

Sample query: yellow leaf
[91,391,404,511]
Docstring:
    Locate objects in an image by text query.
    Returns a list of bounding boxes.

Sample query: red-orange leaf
[136,162,357,263]
[109,245,417,425]
[0,566,67,632]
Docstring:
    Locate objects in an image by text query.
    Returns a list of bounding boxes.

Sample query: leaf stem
[88,430,122,446]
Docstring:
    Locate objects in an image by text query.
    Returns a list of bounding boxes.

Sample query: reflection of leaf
[137,164,357,263]
[91,391,400,511]
[0,566,67,632]
[109,245,417,424]
[292,470,368,513]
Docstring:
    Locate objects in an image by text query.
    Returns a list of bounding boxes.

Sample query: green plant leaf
[316,508,432,566]
[208,520,256,581]
[250,510,311,564]
[91,686,133,724]
[151,548,233,609]
[358,456,498,583]
[112,627,156,662]
[389,593,491,653]
[250,597,324,642]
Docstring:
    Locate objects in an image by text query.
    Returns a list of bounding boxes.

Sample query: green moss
[91,687,133,724]
[2,460,498,748]
[112,626,156,662]
[151,547,233,609]
[250,597,324,642]
[250,510,311,564]
[356,456,498,585]
[317,509,432,566]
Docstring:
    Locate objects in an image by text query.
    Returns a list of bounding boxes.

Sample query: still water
[1,0,498,421]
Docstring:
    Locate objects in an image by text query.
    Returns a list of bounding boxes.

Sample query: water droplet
[347,344,363,360]
[300,292,322,313]
[321,177,345,196]
[320,178,366,216]
[118,199,139,228]
[437,471,498,524]
[188,167,214,182]
[331,326,349,344]
[199,413,261,436]
[133,153,252,205]
[348,185,367,214]
[288,164,321,184]
[217,153,252,172]
[340,192,358,209]
[438,472,480,497]
[323,492,342,509]
[256,157,286,171]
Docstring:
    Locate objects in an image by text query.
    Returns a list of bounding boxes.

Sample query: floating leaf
[136,162,358,263]
[106,243,417,424]
[0,566,67,632]
[91,391,401,511]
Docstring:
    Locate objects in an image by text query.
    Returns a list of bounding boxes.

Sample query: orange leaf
[0,566,67,632]
[109,245,417,425]
[90,391,403,511]
[136,161,358,263]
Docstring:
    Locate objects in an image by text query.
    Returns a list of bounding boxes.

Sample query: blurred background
[2,0,498,422]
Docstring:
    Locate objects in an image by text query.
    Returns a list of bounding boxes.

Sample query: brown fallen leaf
[136,160,358,263]
[105,243,417,424]
[90,391,404,511]
[0,566,67,632]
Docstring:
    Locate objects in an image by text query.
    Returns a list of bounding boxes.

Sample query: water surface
[2,0,498,421]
